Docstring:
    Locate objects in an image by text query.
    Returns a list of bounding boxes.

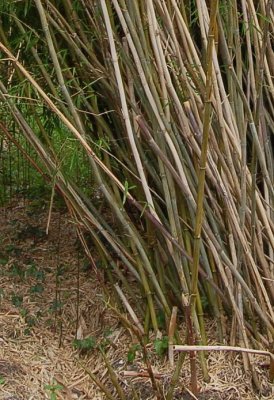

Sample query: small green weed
[49,300,63,312]
[35,270,45,281]
[11,293,23,308]
[0,256,8,266]
[44,381,63,400]
[5,244,22,256]
[20,308,37,333]
[20,308,28,318]
[10,263,25,279]
[30,283,44,294]
[5,244,16,253]
[26,263,37,276]
[56,264,68,276]
[154,336,169,357]
[24,328,31,336]
[62,290,70,300]
[127,344,140,363]
[25,315,37,327]
[26,264,45,281]
[73,336,96,352]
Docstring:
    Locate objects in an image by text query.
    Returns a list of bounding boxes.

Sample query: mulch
[0,198,273,399]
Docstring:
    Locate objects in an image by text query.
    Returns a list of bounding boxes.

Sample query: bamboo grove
[0,0,274,389]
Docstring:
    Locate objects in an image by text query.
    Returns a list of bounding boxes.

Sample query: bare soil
[0,198,273,399]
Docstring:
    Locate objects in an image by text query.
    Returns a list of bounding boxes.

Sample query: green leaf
[26,264,38,277]
[35,270,45,281]
[156,310,166,329]
[24,328,31,336]
[122,180,136,206]
[49,300,63,312]
[30,283,44,294]
[11,293,23,308]
[154,337,168,356]
[73,336,96,351]
[20,308,28,318]
[25,315,37,327]
[0,257,8,266]
[10,264,25,279]
[127,344,140,363]
[44,381,63,400]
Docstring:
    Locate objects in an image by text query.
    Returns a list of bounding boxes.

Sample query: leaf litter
[0,198,273,399]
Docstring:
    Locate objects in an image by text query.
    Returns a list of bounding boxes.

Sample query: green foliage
[127,344,140,363]
[122,180,136,206]
[20,308,37,331]
[24,328,31,336]
[154,336,169,357]
[200,294,210,313]
[0,375,5,385]
[156,310,166,330]
[10,263,25,279]
[5,244,22,257]
[26,263,37,276]
[20,308,28,318]
[36,269,45,281]
[73,336,96,351]
[26,264,45,281]
[11,293,23,308]
[25,315,37,327]
[9,262,45,284]
[30,283,44,294]
[0,256,8,266]
[17,225,46,241]
[44,381,63,400]
[49,300,63,312]
[56,264,68,276]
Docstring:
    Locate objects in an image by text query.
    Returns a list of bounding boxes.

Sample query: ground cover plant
[0,0,274,398]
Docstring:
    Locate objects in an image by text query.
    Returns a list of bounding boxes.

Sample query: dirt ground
[0,198,273,399]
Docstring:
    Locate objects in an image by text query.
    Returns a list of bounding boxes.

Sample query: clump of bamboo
[0,0,274,391]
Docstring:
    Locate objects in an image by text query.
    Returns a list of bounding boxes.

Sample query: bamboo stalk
[190,0,219,313]
[174,345,274,358]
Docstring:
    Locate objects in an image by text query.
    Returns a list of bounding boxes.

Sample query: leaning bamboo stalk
[100,350,127,400]
[100,0,158,218]
[0,42,194,314]
[34,0,84,133]
[77,360,116,400]
[115,283,145,335]
[0,42,128,193]
[112,0,194,198]
[191,0,219,306]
